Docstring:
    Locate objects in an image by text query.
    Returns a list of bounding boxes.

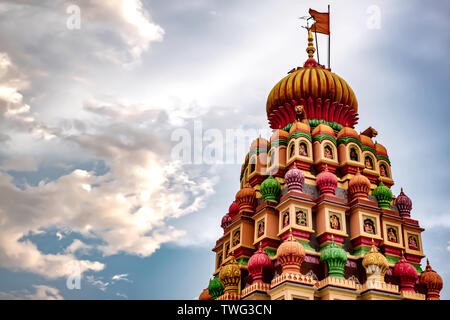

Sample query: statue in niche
[258,220,265,237]
[289,143,295,159]
[380,164,387,177]
[294,104,308,125]
[329,214,341,230]
[365,156,373,170]
[363,218,375,234]
[224,242,230,257]
[296,209,308,226]
[299,143,308,156]
[408,235,418,250]
[387,227,398,243]
[324,145,333,159]
[232,230,240,247]
[350,148,358,161]
[282,211,290,228]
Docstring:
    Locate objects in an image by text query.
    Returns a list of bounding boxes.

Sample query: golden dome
[267,68,358,116]
[362,244,389,275]
[360,134,375,148]
[337,127,359,140]
[311,123,335,137]
[270,129,289,143]
[266,31,358,130]
[288,121,311,136]
[375,143,388,156]
[219,255,241,293]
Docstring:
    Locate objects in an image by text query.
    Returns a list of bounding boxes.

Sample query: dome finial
[307,29,316,59]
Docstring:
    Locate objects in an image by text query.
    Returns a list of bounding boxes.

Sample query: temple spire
[306,29,316,59]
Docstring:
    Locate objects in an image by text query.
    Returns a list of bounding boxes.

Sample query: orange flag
[309,9,330,35]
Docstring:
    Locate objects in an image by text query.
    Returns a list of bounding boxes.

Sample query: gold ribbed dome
[266,30,359,130]
[219,255,241,293]
[267,67,358,116]
[362,244,389,275]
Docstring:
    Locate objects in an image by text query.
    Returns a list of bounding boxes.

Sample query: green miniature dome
[260,176,281,203]
[208,276,224,299]
[372,181,393,210]
[320,241,348,279]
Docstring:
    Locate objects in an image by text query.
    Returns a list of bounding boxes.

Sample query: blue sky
[0,0,449,300]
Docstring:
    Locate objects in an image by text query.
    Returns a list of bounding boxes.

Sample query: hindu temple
[198,28,443,301]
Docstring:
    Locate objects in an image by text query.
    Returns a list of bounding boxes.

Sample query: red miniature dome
[419,259,443,300]
[276,229,306,274]
[221,213,232,230]
[395,188,412,218]
[199,288,212,300]
[228,201,239,219]
[235,183,256,214]
[316,164,338,196]
[393,256,418,292]
[348,168,371,200]
[248,244,273,284]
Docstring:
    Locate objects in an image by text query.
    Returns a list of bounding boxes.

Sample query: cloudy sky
[0,0,449,300]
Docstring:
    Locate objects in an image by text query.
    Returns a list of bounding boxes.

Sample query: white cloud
[116,292,128,299]
[64,239,93,255]
[0,0,163,69]
[0,93,216,279]
[112,273,131,283]
[0,52,56,140]
[86,275,109,292]
[0,285,63,300]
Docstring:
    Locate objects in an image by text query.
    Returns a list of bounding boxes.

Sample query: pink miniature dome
[395,188,412,218]
[228,201,239,219]
[316,164,338,196]
[247,244,273,284]
[393,256,418,292]
[284,163,305,192]
[221,213,232,230]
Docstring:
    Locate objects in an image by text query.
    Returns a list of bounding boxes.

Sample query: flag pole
[328,4,331,69]
[314,23,320,65]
